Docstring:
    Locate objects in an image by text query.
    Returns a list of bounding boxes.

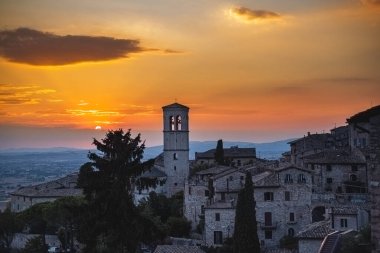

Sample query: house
[303,149,368,196]
[204,165,313,249]
[195,146,256,167]
[289,133,333,166]
[9,173,82,212]
[296,220,335,253]
[347,105,380,253]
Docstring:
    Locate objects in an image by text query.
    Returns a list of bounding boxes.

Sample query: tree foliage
[22,236,48,253]
[77,129,158,253]
[233,171,260,253]
[215,139,225,165]
[0,208,22,251]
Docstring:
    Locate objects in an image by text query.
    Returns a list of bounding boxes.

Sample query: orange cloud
[0,84,56,105]
[360,0,380,7]
[231,7,281,21]
[0,28,146,65]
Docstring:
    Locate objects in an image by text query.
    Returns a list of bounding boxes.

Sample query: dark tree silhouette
[215,139,225,165]
[0,208,21,251]
[77,129,158,253]
[233,171,260,253]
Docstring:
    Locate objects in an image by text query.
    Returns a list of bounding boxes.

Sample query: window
[215,213,220,221]
[288,228,295,237]
[237,160,241,166]
[298,174,306,183]
[205,190,209,197]
[264,192,274,201]
[174,183,178,186]
[265,212,272,226]
[173,153,178,160]
[240,176,244,181]
[340,218,348,228]
[289,212,295,222]
[362,138,366,147]
[327,178,333,184]
[311,164,315,170]
[188,186,192,195]
[352,165,358,172]
[170,116,175,131]
[285,191,291,201]
[265,230,272,239]
[285,174,293,183]
[176,115,182,130]
[221,192,226,201]
[350,174,357,182]
[201,205,205,214]
[214,231,223,244]
[174,166,176,171]
[326,165,332,171]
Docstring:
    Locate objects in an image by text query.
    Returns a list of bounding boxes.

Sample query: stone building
[296,220,334,253]
[184,165,232,229]
[195,146,256,167]
[347,105,380,253]
[9,173,82,212]
[203,165,313,249]
[330,125,349,149]
[303,149,368,195]
[289,132,333,166]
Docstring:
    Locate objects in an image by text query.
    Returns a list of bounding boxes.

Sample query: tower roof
[162,102,189,110]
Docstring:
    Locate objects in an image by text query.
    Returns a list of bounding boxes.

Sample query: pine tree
[77,129,159,253]
[233,171,260,253]
[215,139,225,165]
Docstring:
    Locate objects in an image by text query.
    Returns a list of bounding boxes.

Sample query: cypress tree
[215,139,225,165]
[233,171,260,253]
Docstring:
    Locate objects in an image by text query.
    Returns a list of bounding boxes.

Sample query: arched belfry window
[173,153,178,160]
[176,115,182,131]
[170,116,175,131]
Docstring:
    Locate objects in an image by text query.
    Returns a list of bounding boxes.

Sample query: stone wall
[369,114,380,253]
[298,239,322,253]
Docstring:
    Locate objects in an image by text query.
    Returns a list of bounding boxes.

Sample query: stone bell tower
[162,103,190,196]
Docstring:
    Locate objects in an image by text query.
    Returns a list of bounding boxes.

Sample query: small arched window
[173,153,178,160]
[350,174,357,182]
[288,228,295,237]
[176,115,182,130]
[170,116,175,131]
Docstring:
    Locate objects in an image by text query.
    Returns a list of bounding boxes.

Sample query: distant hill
[143,139,295,160]
[0,138,294,160]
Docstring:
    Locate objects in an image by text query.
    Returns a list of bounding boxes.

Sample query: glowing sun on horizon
[95,126,102,130]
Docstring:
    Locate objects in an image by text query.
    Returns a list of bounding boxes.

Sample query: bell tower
[162,102,190,196]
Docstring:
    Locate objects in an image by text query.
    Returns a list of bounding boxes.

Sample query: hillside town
[2,102,380,253]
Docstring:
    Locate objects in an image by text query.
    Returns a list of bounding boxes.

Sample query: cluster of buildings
[8,102,380,253]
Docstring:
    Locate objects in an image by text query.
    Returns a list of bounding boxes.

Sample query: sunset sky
[0,0,379,149]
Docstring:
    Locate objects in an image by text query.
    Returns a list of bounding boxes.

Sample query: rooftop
[347,105,380,123]
[296,220,335,239]
[11,173,82,198]
[154,245,205,253]
[303,149,366,164]
[162,102,189,110]
[195,146,256,159]
[195,165,232,176]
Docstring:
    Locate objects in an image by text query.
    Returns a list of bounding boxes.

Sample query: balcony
[259,222,278,230]
[287,220,297,225]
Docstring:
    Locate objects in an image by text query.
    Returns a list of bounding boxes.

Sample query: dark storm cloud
[232,7,281,20]
[0,28,147,65]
